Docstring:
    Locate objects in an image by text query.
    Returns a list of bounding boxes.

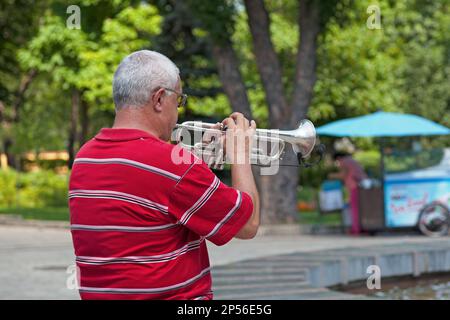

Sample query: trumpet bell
[278,119,316,158]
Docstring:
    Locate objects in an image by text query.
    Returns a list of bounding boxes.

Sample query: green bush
[384,149,444,173]
[0,169,19,207]
[353,150,381,178]
[299,161,332,189]
[0,169,68,208]
[23,158,69,171]
[297,186,317,203]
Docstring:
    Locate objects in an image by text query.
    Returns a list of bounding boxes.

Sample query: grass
[299,210,342,226]
[0,207,69,221]
[0,206,341,226]
[0,207,342,226]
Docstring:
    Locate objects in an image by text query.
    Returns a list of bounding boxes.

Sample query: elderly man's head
[112,50,182,140]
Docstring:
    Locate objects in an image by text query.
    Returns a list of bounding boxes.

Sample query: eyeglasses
[163,87,188,108]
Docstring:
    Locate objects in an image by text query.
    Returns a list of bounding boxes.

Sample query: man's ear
[151,88,165,112]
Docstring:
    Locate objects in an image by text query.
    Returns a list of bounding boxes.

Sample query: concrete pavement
[211,239,450,299]
[0,224,448,299]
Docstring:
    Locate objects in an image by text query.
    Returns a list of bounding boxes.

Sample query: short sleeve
[168,161,253,246]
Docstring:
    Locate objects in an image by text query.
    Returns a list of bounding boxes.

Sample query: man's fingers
[224,115,255,130]
[230,112,244,119]
[221,115,256,165]
[230,112,245,127]
[222,117,236,129]
[244,118,250,130]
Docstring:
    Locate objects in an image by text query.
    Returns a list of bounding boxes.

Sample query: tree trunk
[257,151,299,224]
[12,69,37,123]
[3,137,16,169]
[210,39,263,193]
[0,69,37,170]
[243,0,290,128]
[291,0,320,125]
[68,89,80,169]
[243,0,297,223]
[243,0,321,224]
[211,42,253,119]
[79,99,89,146]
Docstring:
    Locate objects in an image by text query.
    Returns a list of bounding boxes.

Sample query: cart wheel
[418,202,450,237]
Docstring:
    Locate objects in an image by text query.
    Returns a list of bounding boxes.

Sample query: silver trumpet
[172,119,317,169]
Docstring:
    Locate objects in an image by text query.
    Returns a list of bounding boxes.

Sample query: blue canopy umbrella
[316,111,450,137]
[316,111,450,231]
[316,111,450,175]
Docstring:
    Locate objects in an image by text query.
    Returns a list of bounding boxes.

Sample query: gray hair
[113,50,180,110]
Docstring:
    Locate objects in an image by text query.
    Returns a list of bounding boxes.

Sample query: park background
[0,0,449,225]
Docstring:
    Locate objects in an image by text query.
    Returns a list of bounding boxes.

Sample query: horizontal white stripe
[180,176,220,225]
[74,158,181,181]
[69,189,168,214]
[78,267,211,294]
[205,190,242,239]
[76,239,202,265]
[71,223,177,232]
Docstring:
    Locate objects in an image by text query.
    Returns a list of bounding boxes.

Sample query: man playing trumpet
[69,50,260,300]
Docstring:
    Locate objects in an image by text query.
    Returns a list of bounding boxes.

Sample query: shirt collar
[94,128,159,142]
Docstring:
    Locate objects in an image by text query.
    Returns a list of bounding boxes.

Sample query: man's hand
[222,112,256,165]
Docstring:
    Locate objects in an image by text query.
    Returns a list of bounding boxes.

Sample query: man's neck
[113,109,162,139]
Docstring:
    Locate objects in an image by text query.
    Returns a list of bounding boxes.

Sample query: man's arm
[223,112,260,239]
[232,163,260,239]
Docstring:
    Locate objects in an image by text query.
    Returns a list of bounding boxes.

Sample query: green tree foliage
[19,3,161,109]
[152,0,228,120]
[312,1,404,124]
[77,4,162,110]
[311,0,449,130]
[398,1,450,128]
[6,0,448,156]
[14,2,161,156]
[0,0,48,103]
[0,0,448,173]
[0,169,68,207]
[0,0,50,167]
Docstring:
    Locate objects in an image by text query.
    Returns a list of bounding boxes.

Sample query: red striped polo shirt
[69,128,253,300]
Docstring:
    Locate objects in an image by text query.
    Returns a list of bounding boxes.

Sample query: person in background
[328,152,368,235]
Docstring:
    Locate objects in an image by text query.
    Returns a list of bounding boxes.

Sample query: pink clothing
[339,156,367,235]
[349,188,361,234]
[339,156,368,190]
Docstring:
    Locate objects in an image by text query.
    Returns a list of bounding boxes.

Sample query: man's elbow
[236,221,259,239]
[235,194,260,240]
[243,225,259,239]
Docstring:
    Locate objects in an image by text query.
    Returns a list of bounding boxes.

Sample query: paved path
[0,225,448,299]
[212,239,450,299]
